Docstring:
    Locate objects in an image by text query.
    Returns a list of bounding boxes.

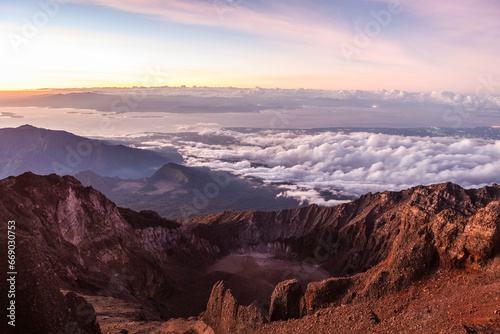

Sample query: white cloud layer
[167,128,500,206]
[5,87,499,129]
[94,86,500,110]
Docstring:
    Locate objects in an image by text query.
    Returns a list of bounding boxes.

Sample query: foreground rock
[269,279,303,321]
[202,182,500,332]
[203,281,267,333]
[302,277,353,315]
[0,237,101,334]
[1,173,500,333]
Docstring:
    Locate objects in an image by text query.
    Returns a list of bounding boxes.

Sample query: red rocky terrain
[0,172,499,333]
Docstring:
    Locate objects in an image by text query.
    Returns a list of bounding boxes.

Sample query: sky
[1,0,499,93]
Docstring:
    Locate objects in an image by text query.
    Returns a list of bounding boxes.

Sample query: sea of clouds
[4,85,498,206]
[156,128,500,206]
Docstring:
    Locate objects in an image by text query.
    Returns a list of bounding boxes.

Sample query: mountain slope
[0,173,499,333]
[75,163,303,218]
[0,125,182,179]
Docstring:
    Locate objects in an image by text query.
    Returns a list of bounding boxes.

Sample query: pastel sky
[1,0,499,92]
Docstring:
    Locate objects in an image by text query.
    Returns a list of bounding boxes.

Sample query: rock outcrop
[269,279,303,321]
[187,182,500,278]
[463,201,500,262]
[202,182,500,330]
[203,281,266,334]
[64,292,101,334]
[302,277,353,315]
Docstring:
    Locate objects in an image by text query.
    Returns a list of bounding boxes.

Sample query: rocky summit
[0,173,499,333]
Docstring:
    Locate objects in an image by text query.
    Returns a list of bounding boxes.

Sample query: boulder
[64,292,101,334]
[269,279,303,321]
[303,277,352,315]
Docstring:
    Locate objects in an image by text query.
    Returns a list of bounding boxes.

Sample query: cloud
[176,122,221,132]
[60,1,495,92]
[2,87,499,132]
[3,1,499,92]
[159,128,500,206]
[6,86,500,111]
[0,112,23,118]
[65,0,350,47]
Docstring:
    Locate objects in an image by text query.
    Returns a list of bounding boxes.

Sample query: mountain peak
[18,124,38,129]
[148,163,190,183]
[0,125,183,179]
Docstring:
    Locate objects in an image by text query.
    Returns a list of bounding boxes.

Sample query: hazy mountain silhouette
[0,125,182,179]
[75,162,303,219]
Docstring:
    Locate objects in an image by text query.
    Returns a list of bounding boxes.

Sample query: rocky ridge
[0,173,499,333]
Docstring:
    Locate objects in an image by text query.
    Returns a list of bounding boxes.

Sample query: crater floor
[207,253,331,308]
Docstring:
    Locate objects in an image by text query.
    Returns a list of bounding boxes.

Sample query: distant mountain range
[0,125,182,179]
[75,162,303,219]
[0,125,302,218]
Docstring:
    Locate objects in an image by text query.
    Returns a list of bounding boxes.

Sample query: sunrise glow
[1,0,499,93]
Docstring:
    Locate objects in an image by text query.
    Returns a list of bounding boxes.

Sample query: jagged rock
[269,279,303,321]
[431,201,500,268]
[302,277,352,315]
[184,183,500,281]
[0,173,182,322]
[362,207,439,297]
[430,209,469,268]
[119,207,180,229]
[64,292,101,334]
[203,281,267,334]
[463,202,500,263]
